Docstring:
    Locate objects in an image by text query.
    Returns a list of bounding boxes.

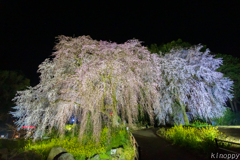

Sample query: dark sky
[0,1,240,86]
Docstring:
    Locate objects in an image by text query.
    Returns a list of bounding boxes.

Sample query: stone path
[132,128,208,160]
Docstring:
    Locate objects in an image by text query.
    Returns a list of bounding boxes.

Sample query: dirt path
[217,126,240,140]
[132,128,208,160]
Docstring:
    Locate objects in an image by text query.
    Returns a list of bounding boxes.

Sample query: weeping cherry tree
[10,35,161,142]
[154,45,234,125]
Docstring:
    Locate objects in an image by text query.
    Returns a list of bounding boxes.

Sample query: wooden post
[215,138,218,148]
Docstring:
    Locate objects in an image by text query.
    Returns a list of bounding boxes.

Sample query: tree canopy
[147,39,208,57]
[214,54,240,112]
[147,39,193,56]
[147,39,240,113]
[0,70,30,122]
[11,36,161,142]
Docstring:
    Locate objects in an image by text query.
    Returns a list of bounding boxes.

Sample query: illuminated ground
[132,126,240,160]
[216,125,240,153]
[217,126,240,140]
[132,128,207,160]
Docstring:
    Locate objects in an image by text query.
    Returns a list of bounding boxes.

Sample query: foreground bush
[184,120,210,128]
[157,122,227,154]
[23,126,134,160]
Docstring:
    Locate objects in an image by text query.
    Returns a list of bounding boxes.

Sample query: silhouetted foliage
[0,70,30,123]
[214,54,240,112]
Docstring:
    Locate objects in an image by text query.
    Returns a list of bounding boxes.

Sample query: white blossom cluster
[154,46,233,124]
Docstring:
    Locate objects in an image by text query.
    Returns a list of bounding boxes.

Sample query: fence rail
[215,138,240,154]
[130,132,139,160]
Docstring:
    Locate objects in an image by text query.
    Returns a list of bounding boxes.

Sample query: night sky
[1,1,240,86]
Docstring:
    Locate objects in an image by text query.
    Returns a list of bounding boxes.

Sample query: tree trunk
[234,100,238,112]
[237,100,240,112]
[176,95,189,125]
[229,99,235,112]
[12,130,16,139]
[111,82,119,127]
[112,113,119,127]
[180,103,189,125]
